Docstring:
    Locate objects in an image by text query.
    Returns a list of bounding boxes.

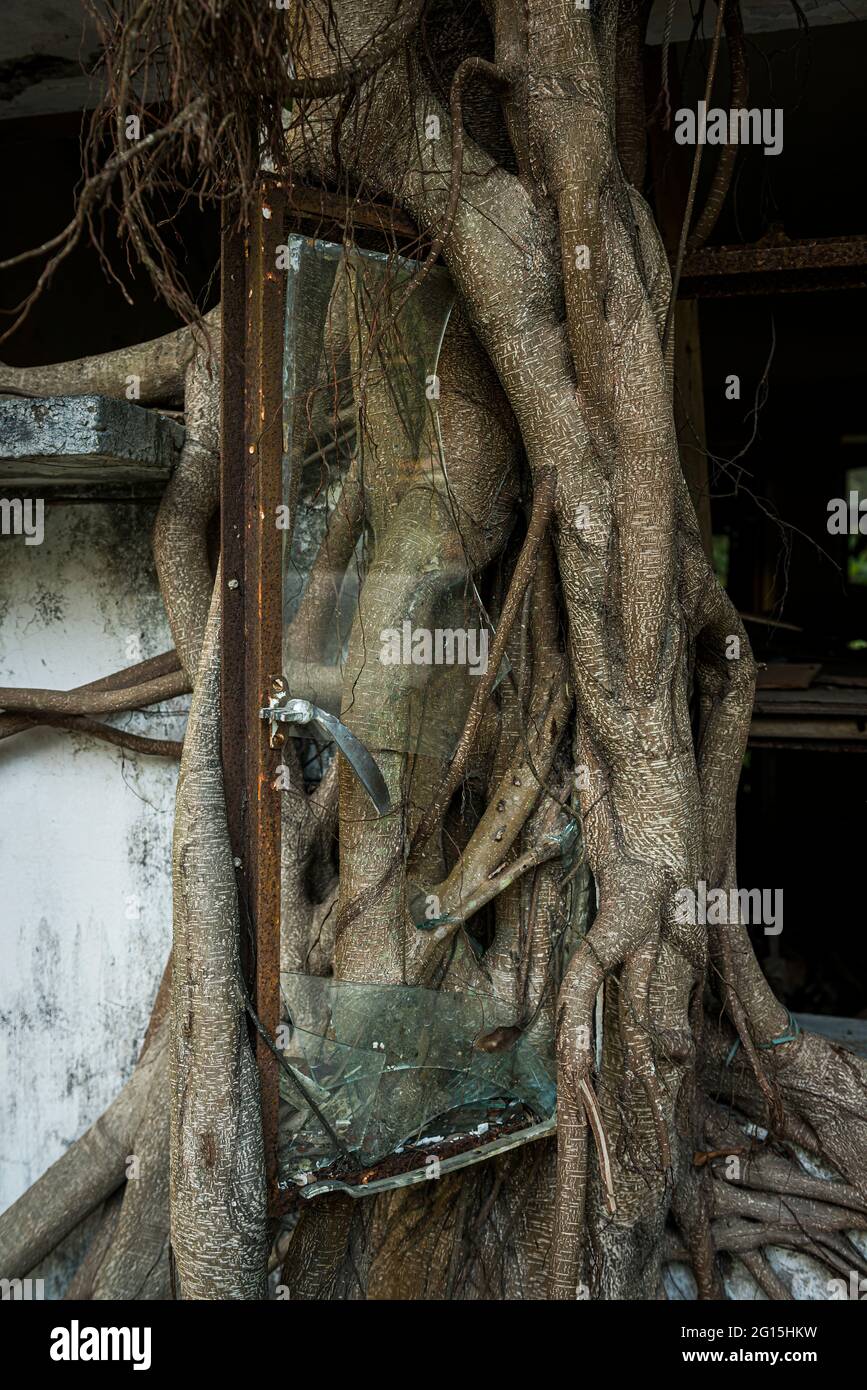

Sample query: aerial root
[620,942,673,1173]
[671,1166,723,1300]
[413,469,557,850]
[579,1078,617,1215]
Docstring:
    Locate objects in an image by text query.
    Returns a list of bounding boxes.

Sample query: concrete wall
[0,498,185,1216]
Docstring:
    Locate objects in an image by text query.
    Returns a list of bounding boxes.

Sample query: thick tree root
[169,579,267,1299]
[0,1017,167,1281]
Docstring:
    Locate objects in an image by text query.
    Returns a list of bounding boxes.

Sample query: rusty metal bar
[282,181,419,239]
[220,210,251,986]
[223,178,433,1215]
[261,176,430,257]
[221,189,286,1207]
[225,179,867,1212]
[680,234,867,297]
[246,184,287,1204]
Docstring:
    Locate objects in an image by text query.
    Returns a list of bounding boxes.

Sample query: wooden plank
[683,235,867,280]
[680,236,867,297]
[750,718,867,747]
[755,663,821,690]
[821,671,867,689]
[753,687,867,717]
[647,2,867,42]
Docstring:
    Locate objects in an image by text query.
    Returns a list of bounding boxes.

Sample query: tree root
[0,713,182,759]
[0,670,189,717]
[0,312,216,404]
[0,314,218,1292]
[169,577,267,1298]
[152,326,220,682]
[0,651,186,756]
[739,1249,793,1301]
[412,469,557,851]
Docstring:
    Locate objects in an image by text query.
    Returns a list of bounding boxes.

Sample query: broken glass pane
[280,235,496,760]
[277,973,556,1186]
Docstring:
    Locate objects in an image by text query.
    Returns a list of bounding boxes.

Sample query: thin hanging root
[412,469,556,850]
[687,2,748,252]
[0,713,182,759]
[662,0,728,353]
[0,100,207,345]
[579,1077,617,1216]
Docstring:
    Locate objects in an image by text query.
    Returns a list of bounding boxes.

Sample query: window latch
[259,680,391,816]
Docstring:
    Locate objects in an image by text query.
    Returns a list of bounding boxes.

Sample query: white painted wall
[0,499,186,1216]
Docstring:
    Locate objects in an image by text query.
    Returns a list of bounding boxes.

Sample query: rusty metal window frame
[219,177,427,1211]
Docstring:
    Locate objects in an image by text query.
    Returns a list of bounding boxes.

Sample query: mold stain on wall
[0,500,186,1211]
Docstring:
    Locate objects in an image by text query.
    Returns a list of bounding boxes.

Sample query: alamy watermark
[827,1271,867,1300]
[49,1321,151,1370]
[0,497,44,545]
[827,492,867,535]
[674,880,783,935]
[674,100,783,157]
[1,1276,45,1300]
[379,622,489,676]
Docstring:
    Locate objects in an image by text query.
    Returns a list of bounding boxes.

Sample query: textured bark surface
[169,579,268,1299]
[1,311,221,1299]
[0,315,211,405]
[153,310,222,682]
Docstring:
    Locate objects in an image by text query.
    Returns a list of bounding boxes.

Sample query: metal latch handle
[259,687,391,816]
